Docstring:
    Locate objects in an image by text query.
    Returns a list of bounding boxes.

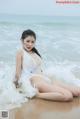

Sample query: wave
[0,60,80,109]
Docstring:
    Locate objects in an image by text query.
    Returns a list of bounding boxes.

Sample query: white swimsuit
[20,49,43,81]
[19,49,51,98]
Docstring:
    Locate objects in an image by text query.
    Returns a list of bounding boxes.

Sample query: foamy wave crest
[43,61,80,87]
[0,62,28,110]
[0,61,80,109]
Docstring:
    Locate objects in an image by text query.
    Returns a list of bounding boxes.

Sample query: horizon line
[0,13,80,17]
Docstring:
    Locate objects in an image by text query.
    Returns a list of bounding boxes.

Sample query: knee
[64,93,73,102]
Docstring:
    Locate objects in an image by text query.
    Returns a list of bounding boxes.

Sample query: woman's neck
[23,47,34,54]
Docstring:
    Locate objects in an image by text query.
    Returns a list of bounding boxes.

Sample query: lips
[27,47,31,49]
[27,47,32,50]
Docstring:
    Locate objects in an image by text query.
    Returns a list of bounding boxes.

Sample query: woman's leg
[37,92,73,102]
[52,81,80,97]
[31,77,73,101]
[30,76,73,101]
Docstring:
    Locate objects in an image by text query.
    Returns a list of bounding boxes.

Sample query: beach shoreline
[8,97,80,119]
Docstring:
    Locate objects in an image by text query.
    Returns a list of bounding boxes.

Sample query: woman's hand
[13,80,19,88]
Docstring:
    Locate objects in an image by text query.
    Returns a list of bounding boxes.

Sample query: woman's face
[22,36,36,52]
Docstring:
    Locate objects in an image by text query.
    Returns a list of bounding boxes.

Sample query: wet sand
[9,97,80,119]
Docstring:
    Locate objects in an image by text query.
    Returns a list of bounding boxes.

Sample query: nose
[29,42,32,46]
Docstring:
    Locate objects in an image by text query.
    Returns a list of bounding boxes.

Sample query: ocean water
[0,15,80,61]
[0,15,80,77]
[0,14,80,109]
[0,15,80,78]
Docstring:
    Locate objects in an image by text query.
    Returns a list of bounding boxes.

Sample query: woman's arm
[14,50,23,87]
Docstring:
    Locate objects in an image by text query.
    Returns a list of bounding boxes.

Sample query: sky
[0,0,80,16]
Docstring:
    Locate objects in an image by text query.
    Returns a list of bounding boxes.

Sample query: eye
[32,41,35,43]
[26,40,30,43]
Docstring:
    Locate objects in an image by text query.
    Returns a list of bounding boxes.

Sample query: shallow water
[10,98,80,119]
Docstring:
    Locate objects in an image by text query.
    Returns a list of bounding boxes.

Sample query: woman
[14,29,80,102]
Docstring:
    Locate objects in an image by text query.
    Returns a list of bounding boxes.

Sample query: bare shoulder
[16,49,23,58]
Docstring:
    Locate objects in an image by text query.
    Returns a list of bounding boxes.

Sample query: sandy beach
[9,97,80,119]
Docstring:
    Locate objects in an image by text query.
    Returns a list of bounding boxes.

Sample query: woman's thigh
[30,76,73,97]
[36,82,71,94]
[30,75,50,86]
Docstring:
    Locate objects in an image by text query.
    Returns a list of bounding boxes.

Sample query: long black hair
[21,29,41,58]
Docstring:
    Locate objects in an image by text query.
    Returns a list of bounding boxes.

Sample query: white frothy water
[0,63,28,110]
